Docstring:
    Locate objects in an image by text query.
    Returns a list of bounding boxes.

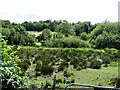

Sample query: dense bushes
[43,37,92,48]
[89,22,120,49]
[35,60,54,75]
[1,27,36,45]
[16,47,118,74]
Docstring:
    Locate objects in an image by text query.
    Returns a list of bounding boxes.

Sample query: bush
[76,66,83,71]
[70,59,80,68]
[110,62,118,67]
[63,37,91,48]
[63,68,74,77]
[58,61,68,71]
[109,78,120,88]
[1,41,27,89]
[56,78,63,84]
[90,60,102,69]
[35,61,42,71]
[42,37,92,48]
[40,65,54,75]
[19,61,30,73]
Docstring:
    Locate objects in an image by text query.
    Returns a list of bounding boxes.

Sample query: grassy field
[28,66,118,88]
[27,31,42,37]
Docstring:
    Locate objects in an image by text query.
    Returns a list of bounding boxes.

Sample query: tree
[57,20,75,36]
[0,20,11,28]
[95,32,120,49]
[74,21,92,36]
[13,24,26,33]
[38,29,52,41]
[2,25,36,46]
[80,32,88,40]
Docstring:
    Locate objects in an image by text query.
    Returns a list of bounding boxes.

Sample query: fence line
[64,83,120,90]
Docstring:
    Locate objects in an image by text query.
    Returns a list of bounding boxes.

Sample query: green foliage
[110,62,118,67]
[0,41,27,89]
[90,60,102,69]
[57,20,75,36]
[40,65,54,75]
[22,20,57,32]
[63,37,91,48]
[35,61,42,71]
[16,47,119,74]
[94,32,120,49]
[52,32,65,39]
[43,39,64,47]
[19,60,30,75]
[43,37,92,48]
[89,22,120,49]
[2,20,120,49]
[109,77,120,88]
[2,26,35,45]
[14,46,119,88]
[0,20,11,28]
[37,29,52,41]
[63,68,74,77]
[74,21,91,36]
[58,61,69,71]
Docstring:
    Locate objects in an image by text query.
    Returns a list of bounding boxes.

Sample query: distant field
[27,31,42,37]
[27,31,57,37]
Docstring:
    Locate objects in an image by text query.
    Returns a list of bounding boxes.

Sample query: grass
[74,67,118,87]
[13,45,119,88]
[26,31,42,37]
[28,66,118,88]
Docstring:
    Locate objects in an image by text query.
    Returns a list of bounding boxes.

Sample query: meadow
[15,46,119,89]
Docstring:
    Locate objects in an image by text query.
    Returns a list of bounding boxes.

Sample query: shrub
[56,78,63,84]
[42,37,92,48]
[70,59,80,68]
[1,41,27,89]
[110,62,118,67]
[35,61,42,71]
[63,37,91,48]
[40,65,54,75]
[58,61,68,71]
[90,60,102,69]
[109,78,120,88]
[76,66,83,71]
[63,68,74,77]
[19,61,30,73]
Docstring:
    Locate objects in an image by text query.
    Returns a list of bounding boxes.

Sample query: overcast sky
[0,0,119,24]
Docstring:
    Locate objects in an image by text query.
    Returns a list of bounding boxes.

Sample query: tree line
[1,20,120,49]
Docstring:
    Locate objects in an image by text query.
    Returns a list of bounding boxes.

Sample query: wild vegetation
[0,20,120,89]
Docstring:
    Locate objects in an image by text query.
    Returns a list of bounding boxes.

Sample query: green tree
[57,20,75,36]
[80,32,88,40]
[74,21,92,36]
[95,32,120,49]
[38,29,52,41]
[0,20,11,28]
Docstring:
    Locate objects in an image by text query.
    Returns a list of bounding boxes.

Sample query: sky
[0,0,120,24]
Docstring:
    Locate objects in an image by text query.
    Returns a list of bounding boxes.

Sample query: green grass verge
[28,66,118,88]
